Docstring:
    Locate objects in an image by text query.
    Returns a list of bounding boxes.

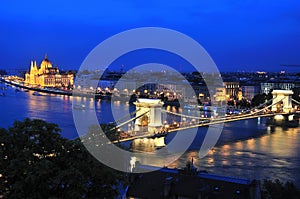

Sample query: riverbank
[0,77,118,100]
[0,77,73,96]
[0,77,183,105]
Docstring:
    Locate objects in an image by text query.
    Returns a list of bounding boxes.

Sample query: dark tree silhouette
[261,179,300,199]
[0,118,124,198]
[251,93,272,107]
[0,69,7,76]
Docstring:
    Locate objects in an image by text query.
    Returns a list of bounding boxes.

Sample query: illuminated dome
[40,54,52,69]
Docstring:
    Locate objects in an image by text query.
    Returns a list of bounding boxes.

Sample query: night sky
[1,0,300,72]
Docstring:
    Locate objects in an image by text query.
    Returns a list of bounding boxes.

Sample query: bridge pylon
[271,90,293,113]
[134,98,164,133]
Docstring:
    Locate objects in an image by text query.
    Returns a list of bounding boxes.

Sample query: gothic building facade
[24,55,74,88]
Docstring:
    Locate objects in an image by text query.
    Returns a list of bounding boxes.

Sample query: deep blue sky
[1,0,300,72]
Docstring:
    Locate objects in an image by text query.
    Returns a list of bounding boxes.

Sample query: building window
[214,186,220,191]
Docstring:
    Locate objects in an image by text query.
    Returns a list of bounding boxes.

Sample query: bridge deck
[112,112,293,143]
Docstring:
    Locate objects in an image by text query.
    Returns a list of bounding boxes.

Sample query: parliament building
[25,55,74,88]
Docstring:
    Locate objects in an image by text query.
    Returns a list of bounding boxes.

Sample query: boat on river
[73,104,86,110]
[32,91,43,96]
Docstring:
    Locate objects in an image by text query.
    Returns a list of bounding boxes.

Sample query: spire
[30,61,33,72]
[44,53,48,60]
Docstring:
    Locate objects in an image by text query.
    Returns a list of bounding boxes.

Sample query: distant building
[261,81,295,94]
[191,83,210,102]
[214,87,226,102]
[223,81,240,100]
[126,163,261,199]
[242,85,260,101]
[24,55,74,88]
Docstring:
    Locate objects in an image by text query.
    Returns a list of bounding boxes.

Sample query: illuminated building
[24,55,74,88]
[242,85,260,101]
[223,81,240,100]
[214,87,226,102]
[261,81,295,94]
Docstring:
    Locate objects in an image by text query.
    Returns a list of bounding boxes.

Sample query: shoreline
[0,77,114,100]
[0,77,73,96]
[0,77,180,106]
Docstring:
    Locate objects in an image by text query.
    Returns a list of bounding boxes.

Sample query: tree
[251,93,272,107]
[261,179,300,199]
[0,69,7,76]
[236,99,251,108]
[82,123,120,143]
[292,87,300,102]
[227,100,235,107]
[0,118,124,198]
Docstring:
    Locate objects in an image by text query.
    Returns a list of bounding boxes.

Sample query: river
[1,82,300,187]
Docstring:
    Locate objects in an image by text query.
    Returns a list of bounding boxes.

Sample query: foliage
[0,69,7,76]
[251,93,272,107]
[292,87,300,102]
[261,179,300,199]
[238,99,251,108]
[0,118,124,198]
[227,99,251,108]
[81,123,120,143]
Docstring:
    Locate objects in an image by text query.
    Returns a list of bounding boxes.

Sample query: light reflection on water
[167,126,300,187]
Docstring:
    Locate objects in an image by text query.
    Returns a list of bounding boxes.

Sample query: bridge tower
[271,90,293,113]
[134,98,164,133]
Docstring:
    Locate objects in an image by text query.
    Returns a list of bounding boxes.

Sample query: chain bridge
[109,90,300,144]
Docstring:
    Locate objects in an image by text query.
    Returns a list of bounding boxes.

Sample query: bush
[261,179,300,199]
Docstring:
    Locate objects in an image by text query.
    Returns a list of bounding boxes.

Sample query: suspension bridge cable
[162,110,211,120]
[216,97,286,121]
[168,113,277,132]
[292,98,300,105]
[115,110,150,129]
[168,98,286,133]
[247,96,277,112]
[110,108,141,124]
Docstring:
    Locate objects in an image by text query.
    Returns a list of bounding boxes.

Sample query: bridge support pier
[267,114,299,127]
[271,90,293,113]
[131,137,165,149]
[134,99,164,133]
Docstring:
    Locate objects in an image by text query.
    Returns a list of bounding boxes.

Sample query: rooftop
[126,163,260,199]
